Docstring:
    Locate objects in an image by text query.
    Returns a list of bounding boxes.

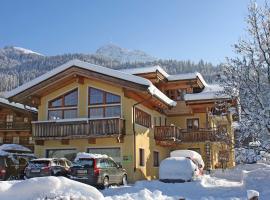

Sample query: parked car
[24,158,72,178]
[170,150,204,175]
[159,157,199,183]
[69,152,127,189]
[0,150,36,180]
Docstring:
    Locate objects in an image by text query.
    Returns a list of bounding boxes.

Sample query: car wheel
[102,176,109,189]
[121,174,128,186]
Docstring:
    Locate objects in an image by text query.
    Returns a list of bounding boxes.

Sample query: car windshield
[74,158,94,167]
[29,160,50,168]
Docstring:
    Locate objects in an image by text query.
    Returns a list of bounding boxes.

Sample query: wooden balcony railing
[32,118,125,139]
[154,126,227,143]
[0,121,32,130]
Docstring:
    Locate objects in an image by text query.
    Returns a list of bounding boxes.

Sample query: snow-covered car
[170,150,204,175]
[159,157,199,182]
[69,152,127,189]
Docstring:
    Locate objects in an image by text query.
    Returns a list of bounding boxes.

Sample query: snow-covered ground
[0,176,104,200]
[103,163,270,200]
[0,163,269,200]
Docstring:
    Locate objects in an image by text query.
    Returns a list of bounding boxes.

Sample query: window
[139,148,145,167]
[6,115,13,122]
[153,151,159,167]
[187,118,199,130]
[135,108,151,128]
[46,149,78,161]
[106,159,118,168]
[23,117,28,123]
[48,89,78,120]
[88,87,121,118]
[13,136,20,144]
[165,89,187,101]
[87,147,121,164]
[0,137,3,144]
[29,137,34,144]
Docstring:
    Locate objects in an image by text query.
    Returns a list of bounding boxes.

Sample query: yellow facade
[35,78,171,182]
[34,76,235,183]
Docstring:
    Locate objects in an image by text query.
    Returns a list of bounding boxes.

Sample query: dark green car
[0,153,36,180]
[69,157,127,189]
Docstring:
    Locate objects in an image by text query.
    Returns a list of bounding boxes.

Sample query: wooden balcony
[0,121,32,131]
[154,126,227,143]
[32,118,125,139]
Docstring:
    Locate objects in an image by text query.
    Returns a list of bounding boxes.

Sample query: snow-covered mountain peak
[95,44,156,63]
[12,46,43,56]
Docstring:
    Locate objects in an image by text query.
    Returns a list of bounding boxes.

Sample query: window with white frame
[6,115,13,122]
[48,89,78,120]
[88,87,121,118]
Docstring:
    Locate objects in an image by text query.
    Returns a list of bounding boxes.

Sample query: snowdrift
[0,176,104,200]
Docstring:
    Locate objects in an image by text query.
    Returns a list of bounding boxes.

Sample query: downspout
[132,95,153,172]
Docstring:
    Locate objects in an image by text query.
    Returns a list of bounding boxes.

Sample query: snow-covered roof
[5,60,176,107]
[120,66,207,85]
[184,84,230,101]
[0,149,11,156]
[0,97,37,113]
[31,158,55,162]
[120,66,170,77]
[0,144,32,153]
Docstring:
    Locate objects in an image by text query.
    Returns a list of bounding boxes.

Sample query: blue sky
[0,0,260,64]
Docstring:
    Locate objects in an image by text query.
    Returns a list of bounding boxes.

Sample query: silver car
[25,158,72,178]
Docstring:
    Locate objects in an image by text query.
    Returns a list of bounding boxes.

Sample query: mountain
[0,44,222,92]
[0,46,43,69]
[95,44,156,63]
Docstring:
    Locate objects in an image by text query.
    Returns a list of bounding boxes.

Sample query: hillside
[0,44,222,92]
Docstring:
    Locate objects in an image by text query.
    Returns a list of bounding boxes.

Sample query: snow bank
[170,150,205,169]
[0,144,31,153]
[104,188,174,200]
[103,163,270,199]
[159,157,197,181]
[74,152,108,162]
[0,176,104,200]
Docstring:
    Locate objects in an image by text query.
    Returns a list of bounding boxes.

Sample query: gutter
[132,95,152,172]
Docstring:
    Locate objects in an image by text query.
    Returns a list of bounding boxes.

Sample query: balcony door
[187,118,199,131]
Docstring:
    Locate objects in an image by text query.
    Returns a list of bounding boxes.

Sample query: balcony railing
[32,118,125,139]
[0,121,32,130]
[154,126,226,143]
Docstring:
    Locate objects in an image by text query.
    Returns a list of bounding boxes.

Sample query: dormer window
[48,89,78,120]
[88,87,121,119]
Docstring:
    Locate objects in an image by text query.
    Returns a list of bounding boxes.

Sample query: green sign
[122,155,133,163]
